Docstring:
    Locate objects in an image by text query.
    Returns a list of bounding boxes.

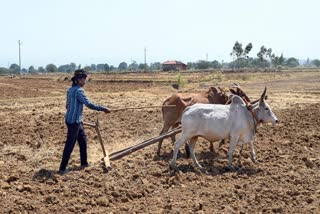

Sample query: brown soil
[0,72,320,213]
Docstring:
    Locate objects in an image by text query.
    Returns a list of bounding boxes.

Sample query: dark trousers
[59,123,88,171]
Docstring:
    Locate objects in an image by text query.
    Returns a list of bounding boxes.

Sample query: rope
[111,105,176,112]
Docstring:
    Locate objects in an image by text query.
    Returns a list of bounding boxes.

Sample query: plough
[83,106,181,170]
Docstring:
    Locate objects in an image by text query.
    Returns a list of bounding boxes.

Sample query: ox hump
[230,95,245,106]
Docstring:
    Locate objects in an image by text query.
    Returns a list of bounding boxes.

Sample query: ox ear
[210,87,218,94]
[260,87,267,102]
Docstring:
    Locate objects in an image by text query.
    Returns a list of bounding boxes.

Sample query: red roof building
[162,60,187,71]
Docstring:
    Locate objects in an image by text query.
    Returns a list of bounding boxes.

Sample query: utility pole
[18,40,22,75]
[206,53,208,61]
[144,47,147,72]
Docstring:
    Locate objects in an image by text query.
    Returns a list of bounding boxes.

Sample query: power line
[18,40,22,75]
[144,47,147,72]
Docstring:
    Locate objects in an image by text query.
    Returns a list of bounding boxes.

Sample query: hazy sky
[1,0,319,68]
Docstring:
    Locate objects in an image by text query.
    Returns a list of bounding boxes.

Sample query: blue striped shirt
[65,85,106,124]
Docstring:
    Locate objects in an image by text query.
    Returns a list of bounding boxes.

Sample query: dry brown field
[0,70,320,213]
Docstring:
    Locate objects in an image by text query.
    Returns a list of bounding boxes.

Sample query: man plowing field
[58,69,110,175]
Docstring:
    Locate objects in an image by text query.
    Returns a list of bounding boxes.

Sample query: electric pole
[18,40,22,75]
[206,53,208,61]
[144,47,147,72]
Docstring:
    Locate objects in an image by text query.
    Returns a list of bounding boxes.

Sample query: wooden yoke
[83,118,111,169]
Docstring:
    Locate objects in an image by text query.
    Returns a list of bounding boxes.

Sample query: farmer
[59,69,110,175]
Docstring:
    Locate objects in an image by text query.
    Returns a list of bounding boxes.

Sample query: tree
[21,68,28,73]
[91,64,96,71]
[286,58,299,68]
[96,64,104,71]
[104,63,110,72]
[128,61,138,71]
[70,63,77,71]
[138,63,145,70]
[83,66,91,71]
[28,66,36,73]
[9,63,20,73]
[38,66,45,73]
[196,60,210,69]
[109,65,115,71]
[311,59,320,67]
[0,67,10,74]
[118,62,127,71]
[210,60,222,69]
[187,62,194,70]
[46,64,58,73]
[230,41,253,59]
[150,62,161,70]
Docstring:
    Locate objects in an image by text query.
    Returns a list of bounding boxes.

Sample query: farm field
[0,71,320,213]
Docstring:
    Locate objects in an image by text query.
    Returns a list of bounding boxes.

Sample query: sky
[1,0,320,68]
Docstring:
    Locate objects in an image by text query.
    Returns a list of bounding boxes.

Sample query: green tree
[210,60,222,69]
[118,62,127,71]
[196,60,210,69]
[230,41,253,59]
[83,66,91,71]
[28,66,36,73]
[0,67,10,74]
[138,63,145,70]
[286,57,299,67]
[70,63,77,71]
[187,62,194,70]
[46,64,58,73]
[150,62,161,70]
[104,63,110,72]
[311,59,320,67]
[9,63,20,73]
[91,64,96,71]
[128,61,138,71]
[38,66,45,73]
[96,64,104,71]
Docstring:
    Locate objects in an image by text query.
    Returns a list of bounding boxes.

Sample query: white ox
[170,87,278,170]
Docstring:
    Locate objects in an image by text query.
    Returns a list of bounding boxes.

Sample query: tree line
[1,41,320,75]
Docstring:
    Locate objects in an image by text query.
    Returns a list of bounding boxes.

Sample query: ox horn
[232,83,240,88]
[260,87,267,102]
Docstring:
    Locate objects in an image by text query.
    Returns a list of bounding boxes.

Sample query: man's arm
[66,90,70,109]
[76,89,108,112]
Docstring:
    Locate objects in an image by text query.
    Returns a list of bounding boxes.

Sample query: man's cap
[71,69,88,81]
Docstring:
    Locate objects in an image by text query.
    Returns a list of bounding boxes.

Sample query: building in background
[162,60,187,71]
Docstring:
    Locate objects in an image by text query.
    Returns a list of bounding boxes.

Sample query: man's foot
[81,163,91,169]
[58,169,69,175]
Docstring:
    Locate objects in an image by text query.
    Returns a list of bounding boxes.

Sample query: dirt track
[0,72,320,213]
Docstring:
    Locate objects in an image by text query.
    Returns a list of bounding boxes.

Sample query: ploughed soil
[0,72,320,213]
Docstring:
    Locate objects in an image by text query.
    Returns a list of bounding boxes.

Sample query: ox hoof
[251,157,258,163]
[225,165,235,171]
[199,167,208,174]
[169,164,178,172]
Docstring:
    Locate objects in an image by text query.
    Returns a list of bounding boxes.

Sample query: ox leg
[218,139,225,150]
[157,126,170,156]
[188,137,203,169]
[185,143,191,159]
[227,136,238,168]
[249,141,257,163]
[170,135,188,170]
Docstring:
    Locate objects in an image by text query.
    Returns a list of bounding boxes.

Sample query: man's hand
[104,107,111,114]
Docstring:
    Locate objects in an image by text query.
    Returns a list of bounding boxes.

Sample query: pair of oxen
[157,84,278,170]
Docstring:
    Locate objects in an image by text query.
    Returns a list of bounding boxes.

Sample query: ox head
[208,86,229,104]
[256,87,278,125]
